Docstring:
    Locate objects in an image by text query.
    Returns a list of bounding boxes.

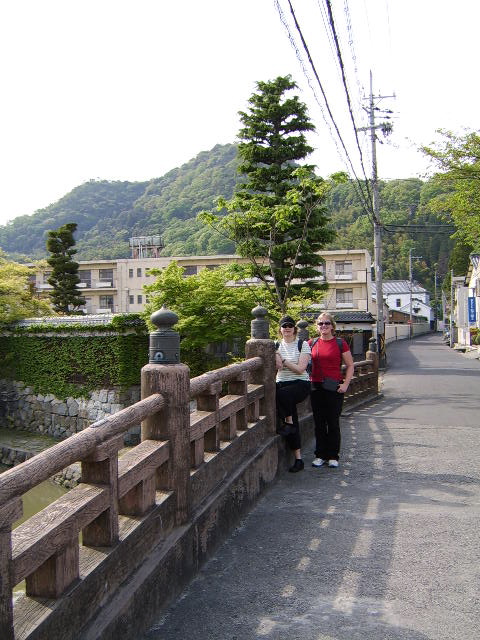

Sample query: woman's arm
[282,352,310,375]
[338,350,354,393]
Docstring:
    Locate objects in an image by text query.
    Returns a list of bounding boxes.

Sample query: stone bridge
[0,307,379,640]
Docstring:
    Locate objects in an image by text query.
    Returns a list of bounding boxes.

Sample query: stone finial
[149,306,180,364]
[251,305,269,339]
[296,319,309,341]
[368,337,377,353]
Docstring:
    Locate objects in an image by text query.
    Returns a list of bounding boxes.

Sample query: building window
[335,261,352,276]
[129,295,134,305]
[183,265,197,276]
[137,268,142,277]
[336,289,353,303]
[137,295,142,304]
[396,298,401,307]
[78,270,91,288]
[129,269,134,278]
[99,269,114,285]
[99,295,114,311]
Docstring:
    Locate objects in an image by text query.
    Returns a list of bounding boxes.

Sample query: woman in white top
[275,315,311,473]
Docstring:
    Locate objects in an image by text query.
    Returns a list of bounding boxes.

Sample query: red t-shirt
[309,337,350,382]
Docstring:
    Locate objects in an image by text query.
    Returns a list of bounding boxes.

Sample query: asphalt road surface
[143,333,480,640]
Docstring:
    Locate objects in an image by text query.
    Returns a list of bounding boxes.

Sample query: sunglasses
[281,323,295,329]
[317,321,332,326]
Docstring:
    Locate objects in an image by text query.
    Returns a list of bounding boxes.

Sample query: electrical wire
[280,0,375,224]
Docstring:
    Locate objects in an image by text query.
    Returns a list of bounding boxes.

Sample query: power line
[324,0,371,187]
[278,0,375,223]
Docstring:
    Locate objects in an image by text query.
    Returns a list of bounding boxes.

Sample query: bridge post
[366,338,379,394]
[296,319,310,342]
[0,498,22,640]
[245,306,276,436]
[141,308,191,526]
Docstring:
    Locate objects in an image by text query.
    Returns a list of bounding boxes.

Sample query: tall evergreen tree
[199,75,339,314]
[46,223,86,314]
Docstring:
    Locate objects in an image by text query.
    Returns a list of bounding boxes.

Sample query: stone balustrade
[0,308,379,640]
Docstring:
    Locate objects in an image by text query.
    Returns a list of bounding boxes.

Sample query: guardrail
[0,319,378,640]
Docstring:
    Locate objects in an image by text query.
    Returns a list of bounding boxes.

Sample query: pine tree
[199,75,339,313]
[46,223,86,314]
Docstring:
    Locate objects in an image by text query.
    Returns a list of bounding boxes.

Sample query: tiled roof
[371,280,426,295]
[302,311,375,323]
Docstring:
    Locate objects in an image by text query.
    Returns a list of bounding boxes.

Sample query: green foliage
[143,262,260,376]
[199,76,336,314]
[421,129,480,251]
[46,223,86,314]
[325,177,455,293]
[0,251,52,323]
[0,315,149,399]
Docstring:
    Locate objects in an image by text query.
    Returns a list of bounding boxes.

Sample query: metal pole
[450,269,454,348]
[409,248,413,338]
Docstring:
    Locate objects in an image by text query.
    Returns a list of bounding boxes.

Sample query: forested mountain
[0,142,455,295]
[0,144,239,261]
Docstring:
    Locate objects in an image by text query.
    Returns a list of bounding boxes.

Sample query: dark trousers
[276,380,310,451]
[310,387,344,461]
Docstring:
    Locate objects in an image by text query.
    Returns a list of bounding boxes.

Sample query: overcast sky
[1,0,478,227]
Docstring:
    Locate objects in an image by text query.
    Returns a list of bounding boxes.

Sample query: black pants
[310,386,344,461]
[276,380,310,451]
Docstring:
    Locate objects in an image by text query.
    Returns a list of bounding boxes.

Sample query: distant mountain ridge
[0,143,239,262]
[0,143,455,299]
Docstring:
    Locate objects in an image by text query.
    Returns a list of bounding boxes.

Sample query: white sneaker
[312,457,325,467]
[328,459,339,468]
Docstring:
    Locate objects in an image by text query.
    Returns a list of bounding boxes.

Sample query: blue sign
[468,297,476,322]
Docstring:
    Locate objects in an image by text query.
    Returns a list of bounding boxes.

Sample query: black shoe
[289,459,304,473]
[277,422,295,437]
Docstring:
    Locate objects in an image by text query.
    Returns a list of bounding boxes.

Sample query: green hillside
[0,143,239,261]
[0,142,456,295]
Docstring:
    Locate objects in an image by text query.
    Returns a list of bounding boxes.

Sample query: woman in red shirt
[309,312,354,468]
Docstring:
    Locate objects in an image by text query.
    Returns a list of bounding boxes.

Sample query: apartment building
[32,237,372,317]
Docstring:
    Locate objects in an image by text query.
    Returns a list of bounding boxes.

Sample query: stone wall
[0,380,141,443]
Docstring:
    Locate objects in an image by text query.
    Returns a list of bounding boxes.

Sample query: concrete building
[371,280,433,324]
[454,254,480,346]
[32,241,373,317]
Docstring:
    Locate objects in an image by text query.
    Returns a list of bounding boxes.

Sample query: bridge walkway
[142,333,480,640]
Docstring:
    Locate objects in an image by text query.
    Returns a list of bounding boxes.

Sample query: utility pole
[409,248,422,338]
[358,72,394,367]
[434,269,438,332]
[450,268,454,348]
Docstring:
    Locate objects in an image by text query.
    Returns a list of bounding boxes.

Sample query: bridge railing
[0,308,377,640]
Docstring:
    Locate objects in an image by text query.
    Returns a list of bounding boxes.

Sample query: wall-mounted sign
[468,296,476,323]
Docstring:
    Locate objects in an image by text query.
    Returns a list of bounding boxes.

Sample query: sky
[1,0,479,227]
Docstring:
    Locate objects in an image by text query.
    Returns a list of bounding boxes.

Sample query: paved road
[143,334,480,640]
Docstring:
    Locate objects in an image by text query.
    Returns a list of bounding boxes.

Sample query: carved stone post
[366,337,379,393]
[141,308,190,525]
[0,498,22,640]
[296,319,310,342]
[81,434,123,546]
[245,306,276,436]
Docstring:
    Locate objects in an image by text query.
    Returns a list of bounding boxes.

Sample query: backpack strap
[336,337,343,354]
